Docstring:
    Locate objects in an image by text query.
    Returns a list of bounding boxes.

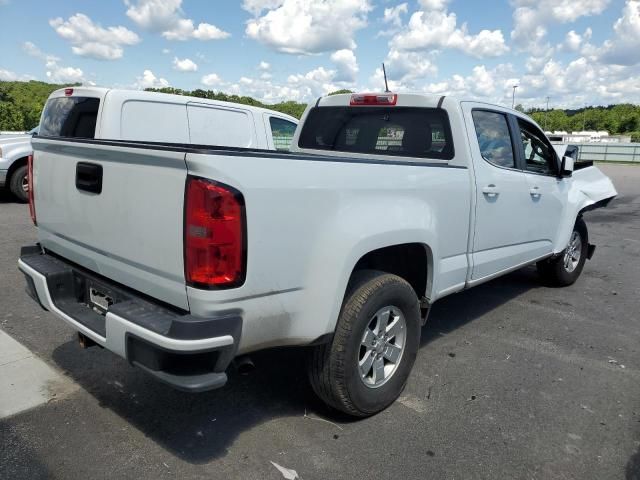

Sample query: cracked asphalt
[1,164,639,480]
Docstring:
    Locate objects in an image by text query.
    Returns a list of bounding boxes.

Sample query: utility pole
[512,85,518,109]
[545,96,550,131]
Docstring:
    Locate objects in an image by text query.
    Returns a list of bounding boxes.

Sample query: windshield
[298,106,454,160]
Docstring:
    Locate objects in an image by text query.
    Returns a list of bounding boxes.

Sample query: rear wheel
[537,217,588,286]
[308,270,421,417]
[9,165,28,203]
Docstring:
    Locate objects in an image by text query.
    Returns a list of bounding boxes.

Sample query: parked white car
[19,90,616,416]
[0,127,37,202]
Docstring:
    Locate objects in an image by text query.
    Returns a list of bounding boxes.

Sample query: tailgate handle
[76,162,103,194]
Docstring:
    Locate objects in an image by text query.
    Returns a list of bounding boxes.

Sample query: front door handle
[529,186,542,197]
[482,184,499,197]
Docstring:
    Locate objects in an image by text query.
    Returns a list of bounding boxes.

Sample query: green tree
[328,89,354,95]
[0,102,25,130]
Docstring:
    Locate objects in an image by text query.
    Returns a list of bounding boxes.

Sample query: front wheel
[537,217,588,286]
[308,270,421,417]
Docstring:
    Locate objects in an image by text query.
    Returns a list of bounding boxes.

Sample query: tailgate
[32,138,189,310]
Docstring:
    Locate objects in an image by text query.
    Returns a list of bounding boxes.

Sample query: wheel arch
[6,156,28,183]
[350,242,433,303]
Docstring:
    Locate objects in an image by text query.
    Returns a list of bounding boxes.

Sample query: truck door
[462,103,544,280]
[512,117,567,254]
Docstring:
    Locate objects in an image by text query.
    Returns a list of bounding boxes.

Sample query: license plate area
[87,284,115,315]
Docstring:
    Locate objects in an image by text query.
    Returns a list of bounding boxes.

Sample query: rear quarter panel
[185,152,471,353]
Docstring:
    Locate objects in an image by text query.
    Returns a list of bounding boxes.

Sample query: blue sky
[1,0,639,108]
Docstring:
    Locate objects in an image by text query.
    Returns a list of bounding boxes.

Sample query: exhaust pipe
[78,332,98,349]
[234,355,255,375]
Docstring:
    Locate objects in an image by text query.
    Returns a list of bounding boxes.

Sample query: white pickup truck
[0,127,38,202]
[19,90,616,417]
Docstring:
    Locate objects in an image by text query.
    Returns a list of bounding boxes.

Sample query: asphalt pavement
[1,164,639,480]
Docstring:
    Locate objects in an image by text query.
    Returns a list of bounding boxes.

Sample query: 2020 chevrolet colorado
[19,89,616,417]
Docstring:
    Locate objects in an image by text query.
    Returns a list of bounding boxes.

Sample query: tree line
[517,103,640,141]
[1,80,639,142]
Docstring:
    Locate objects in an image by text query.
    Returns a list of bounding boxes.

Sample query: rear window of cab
[39,97,100,138]
[298,107,454,160]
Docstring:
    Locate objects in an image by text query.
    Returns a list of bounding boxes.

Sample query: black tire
[308,270,421,417]
[9,165,28,203]
[537,217,588,286]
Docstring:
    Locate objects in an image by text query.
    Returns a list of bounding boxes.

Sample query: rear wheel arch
[349,242,432,306]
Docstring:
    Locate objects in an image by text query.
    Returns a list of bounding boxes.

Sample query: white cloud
[173,57,198,72]
[259,61,271,70]
[564,29,592,51]
[242,0,285,16]
[597,0,640,65]
[125,0,181,30]
[369,48,436,89]
[418,0,450,10]
[383,3,408,27]
[245,0,372,54]
[162,48,171,54]
[163,18,230,41]
[0,69,35,81]
[286,66,342,98]
[390,7,509,58]
[49,13,140,60]
[511,0,610,53]
[134,69,170,89]
[22,41,86,84]
[22,41,59,63]
[125,0,230,41]
[46,65,84,83]
[416,50,640,109]
[331,49,358,82]
[201,72,223,86]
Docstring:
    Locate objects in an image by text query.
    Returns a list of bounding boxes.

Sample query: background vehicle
[0,126,37,202]
[19,91,616,417]
[38,87,298,150]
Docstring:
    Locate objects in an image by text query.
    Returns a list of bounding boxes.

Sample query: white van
[38,87,298,151]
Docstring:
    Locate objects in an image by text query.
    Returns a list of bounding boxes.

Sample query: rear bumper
[18,246,242,392]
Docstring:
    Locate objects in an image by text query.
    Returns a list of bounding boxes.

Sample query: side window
[269,117,297,151]
[471,110,515,169]
[517,119,557,175]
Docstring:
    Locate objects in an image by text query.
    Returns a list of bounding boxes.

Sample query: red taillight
[27,154,36,225]
[64,88,73,96]
[184,177,246,288]
[350,93,397,106]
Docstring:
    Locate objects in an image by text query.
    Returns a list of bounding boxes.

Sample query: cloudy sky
[1,0,639,108]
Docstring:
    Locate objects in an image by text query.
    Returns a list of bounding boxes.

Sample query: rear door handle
[482,184,499,197]
[76,162,103,194]
[529,186,541,197]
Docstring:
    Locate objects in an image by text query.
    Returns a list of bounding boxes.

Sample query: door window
[517,119,557,175]
[269,117,297,151]
[471,110,515,169]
